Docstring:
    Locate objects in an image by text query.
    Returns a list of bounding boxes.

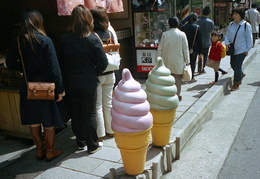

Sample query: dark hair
[202,6,211,15]
[232,7,245,19]
[69,5,94,38]
[168,17,179,28]
[211,31,223,40]
[90,6,109,31]
[188,13,198,23]
[252,3,257,8]
[20,9,47,51]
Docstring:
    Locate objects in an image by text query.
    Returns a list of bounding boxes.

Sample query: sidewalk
[0,41,259,179]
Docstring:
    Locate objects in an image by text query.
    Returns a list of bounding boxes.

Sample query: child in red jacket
[207,31,227,85]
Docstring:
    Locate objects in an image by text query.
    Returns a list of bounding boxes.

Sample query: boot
[44,128,62,162]
[29,126,46,160]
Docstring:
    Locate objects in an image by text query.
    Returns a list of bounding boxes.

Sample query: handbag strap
[95,32,104,44]
[232,24,241,45]
[191,26,198,48]
[17,36,28,85]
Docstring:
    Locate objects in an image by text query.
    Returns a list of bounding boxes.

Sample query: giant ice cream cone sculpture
[145,57,179,146]
[111,68,153,175]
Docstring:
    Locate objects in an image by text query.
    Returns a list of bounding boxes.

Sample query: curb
[172,48,258,151]
[129,48,258,179]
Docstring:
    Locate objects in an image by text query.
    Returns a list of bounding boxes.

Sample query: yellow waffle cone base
[150,108,176,124]
[152,122,173,146]
[119,145,148,175]
[113,126,152,150]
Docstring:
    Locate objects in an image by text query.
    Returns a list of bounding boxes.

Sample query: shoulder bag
[226,24,241,56]
[95,32,121,73]
[189,26,198,54]
[17,37,55,100]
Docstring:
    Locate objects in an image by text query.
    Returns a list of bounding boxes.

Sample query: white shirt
[245,8,260,33]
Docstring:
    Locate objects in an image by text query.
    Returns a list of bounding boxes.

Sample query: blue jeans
[230,53,246,85]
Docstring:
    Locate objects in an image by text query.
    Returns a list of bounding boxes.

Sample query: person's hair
[90,6,109,31]
[251,3,257,8]
[20,9,47,51]
[211,31,223,40]
[69,5,94,38]
[188,13,198,23]
[232,7,245,19]
[168,16,179,28]
[202,6,211,16]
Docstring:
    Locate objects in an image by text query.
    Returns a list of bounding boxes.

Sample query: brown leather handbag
[17,37,55,100]
[95,32,121,72]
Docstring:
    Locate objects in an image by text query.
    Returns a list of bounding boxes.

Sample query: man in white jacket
[157,17,190,101]
[245,3,260,46]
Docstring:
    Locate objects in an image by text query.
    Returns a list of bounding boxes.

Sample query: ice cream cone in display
[145,57,179,147]
[111,68,153,175]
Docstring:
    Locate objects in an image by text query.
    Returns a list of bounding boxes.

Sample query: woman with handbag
[182,13,203,80]
[59,5,108,153]
[225,8,253,91]
[157,17,190,101]
[6,10,64,162]
[90,6,119,141]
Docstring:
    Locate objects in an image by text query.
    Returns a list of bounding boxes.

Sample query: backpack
[217,42,226,58]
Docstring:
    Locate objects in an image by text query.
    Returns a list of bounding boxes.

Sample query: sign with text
[136,49,156,72]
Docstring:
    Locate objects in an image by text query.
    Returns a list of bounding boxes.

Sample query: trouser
[230,53,246,85]
[201,47,209,69]
[190,52,198,79]
[66,88,99,151]
[171,73,183,96]
[96,73,115,137]
[252,33,257,46]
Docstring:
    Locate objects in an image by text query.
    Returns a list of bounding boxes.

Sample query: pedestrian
[182,13,203,80]
[245,3,260,47]
[90,6,116,141]
[157,16,190,101]
[58,5,108,153]
[6,9,64,161]
[206,31,227,85]
[225,7,253,91]
[197,6,215,74]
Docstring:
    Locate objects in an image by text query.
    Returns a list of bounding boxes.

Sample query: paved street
[218,82,260,179]
[161,50,260,179]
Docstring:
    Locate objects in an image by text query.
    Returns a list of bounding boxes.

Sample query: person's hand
[244,51,248,56]
[56,93,63,102]
[226,44,230,51]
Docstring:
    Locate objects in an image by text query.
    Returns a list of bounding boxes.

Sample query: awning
[57,0,124,16]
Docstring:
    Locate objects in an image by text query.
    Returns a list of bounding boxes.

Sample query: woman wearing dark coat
[182,13,203,80]
[6,10,64,162]
[59,5,108,154]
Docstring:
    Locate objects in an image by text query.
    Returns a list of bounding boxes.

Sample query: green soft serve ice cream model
[145,57,179,146]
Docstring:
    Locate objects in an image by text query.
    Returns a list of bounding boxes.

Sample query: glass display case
[132,0,174,74]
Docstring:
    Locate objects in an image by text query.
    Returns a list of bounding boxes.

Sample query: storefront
[214,0,250,28]
[0,0,132,138]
